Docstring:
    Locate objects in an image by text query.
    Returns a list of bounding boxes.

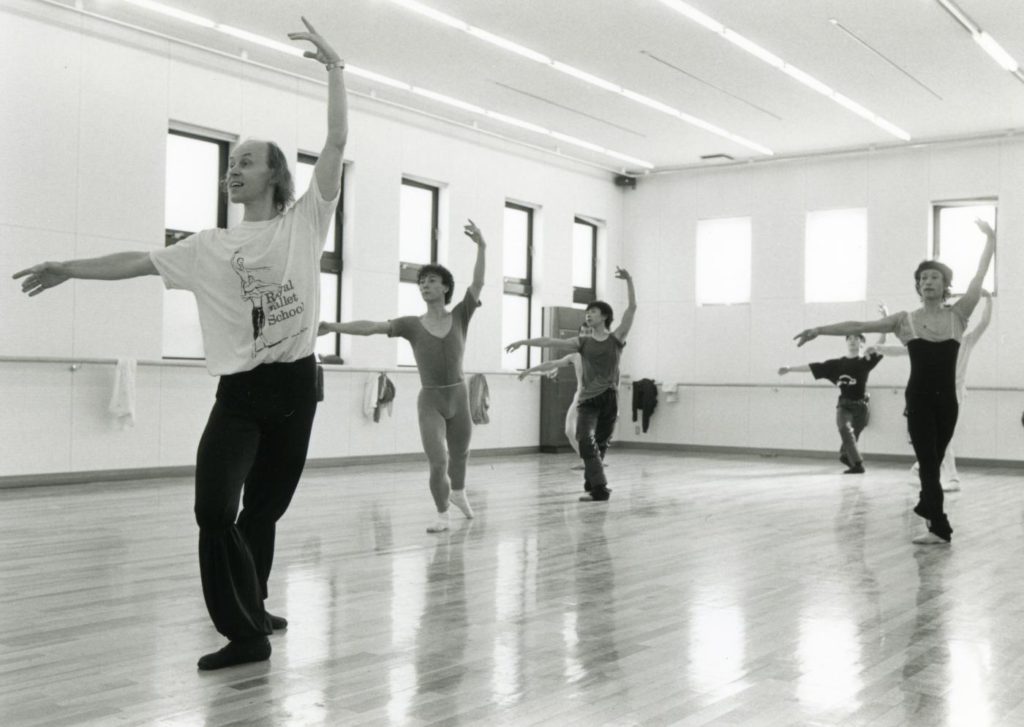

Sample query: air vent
[700,153,735,162]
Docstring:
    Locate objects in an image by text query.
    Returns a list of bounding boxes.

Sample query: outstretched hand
[317,321,332,336]
[614,266,631,281]
[793,328,818,347]
[13,262,69,296]
[777,366,789,376]
[975,218,995,238]
[877,302,889,317]
[505,341,524,353]
[288,17,342,67]
[463,219,485,246]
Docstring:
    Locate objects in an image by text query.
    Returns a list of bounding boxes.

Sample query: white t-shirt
[151,175,338,376]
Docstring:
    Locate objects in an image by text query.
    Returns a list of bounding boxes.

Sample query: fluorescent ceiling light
[934,0,1023,79]
[658,0,911,141]
[383,0,772,156]
[973,31,1019,72]
[111,0,651,168]
[120,0,215,28]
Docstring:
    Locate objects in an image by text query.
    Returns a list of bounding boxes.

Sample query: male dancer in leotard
[794,220,995,544]
[318,220,486,532]
[506,268,636,501]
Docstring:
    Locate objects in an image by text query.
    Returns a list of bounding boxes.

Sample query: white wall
[0,2,625,477]
[615,140,1024,462]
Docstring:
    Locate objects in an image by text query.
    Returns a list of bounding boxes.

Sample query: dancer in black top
[794,220,995,544]
[780,306,888,474]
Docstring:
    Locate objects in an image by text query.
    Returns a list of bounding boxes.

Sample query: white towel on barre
[108,357,137,428]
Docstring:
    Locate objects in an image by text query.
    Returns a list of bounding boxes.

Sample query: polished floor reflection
[1,451,1023,726]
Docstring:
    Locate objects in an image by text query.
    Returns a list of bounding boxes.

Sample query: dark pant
[906,389,958,540]
[576,389,618,500]
[836,398,869,464]
[195,356,317,641]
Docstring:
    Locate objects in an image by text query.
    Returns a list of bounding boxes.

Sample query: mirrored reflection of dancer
[794,220,995,544]
[778,304,889,474]
[870,291,992,492]
[517,324,593,469]
[14,17,347,669]
[507,268,637,501]
[318,221,486,533]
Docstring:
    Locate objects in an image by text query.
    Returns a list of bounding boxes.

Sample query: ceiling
[63,0,1024,173]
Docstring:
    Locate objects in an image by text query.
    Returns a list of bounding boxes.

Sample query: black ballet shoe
[839,453,851,467]
[842,463,865,474]
[267,613,288,631]
[197,636,271,670]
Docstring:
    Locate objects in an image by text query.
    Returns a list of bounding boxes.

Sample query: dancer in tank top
[794,219,995,544]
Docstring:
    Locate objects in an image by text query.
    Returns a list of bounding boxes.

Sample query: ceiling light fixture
[383,0,773,156]
[934,0,1024,81]
[115,0,652,168]
[657,0,911,141]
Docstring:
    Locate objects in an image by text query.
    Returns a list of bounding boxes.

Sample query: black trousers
[195,356,317,641]
[906,389,958,540]
[576,389,618,499]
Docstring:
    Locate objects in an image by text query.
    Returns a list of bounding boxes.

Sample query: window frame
[399,178,440,284]
[572,217,598,306]
[297,152,346,358]
[504,202,535,369]
[931,198,998,296]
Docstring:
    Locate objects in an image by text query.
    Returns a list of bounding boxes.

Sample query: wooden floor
[2,451,1024,727]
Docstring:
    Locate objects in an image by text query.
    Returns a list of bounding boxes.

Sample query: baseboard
[615,441,1024,469]
[0,446,543,490]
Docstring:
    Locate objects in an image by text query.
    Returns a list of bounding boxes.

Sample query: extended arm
[956,220,996,318]
[289,18,347,200]
[611,267,636,341]
[794,315,899,347]
[14,252,158,296]
[464,219,486,301]
[866,344,906,357]
[318,320,390,336]
[517,354,575,380]
[777,364,812,375]
[876,303,889,344]
[505,336,580,354]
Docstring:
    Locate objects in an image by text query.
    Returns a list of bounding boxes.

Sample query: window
[163,128,229,359]
[294,154,345,358]
[397,179,440,366]
[804,209,867,303]
[696,217,751,305]
[572,218,597,305]
[503,203,534,370]
[932,200,997,295]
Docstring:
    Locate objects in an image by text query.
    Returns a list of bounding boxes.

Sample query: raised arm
[318,320,390,336]
[517,353,575,380]
[955,219,996,318]
[611,267,636,341]
[464,219,486,301]
[14,252,157,296]
[289,17,347,200]
[505,336,580,354]
[794,314,900,347]
[876,303,889,344]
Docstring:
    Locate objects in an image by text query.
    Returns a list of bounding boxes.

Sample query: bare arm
[289,18,347,200]
[506,336,580,354]
[876,303,889,344]
[517,354,575,380]
[866,344,906,357]
[777,364,812,375]
[955,220,996,318]
[794,315,900,347]
[464,219,486,301]
[318,320,390,336]
[611,267,636,341]
[14,252,158,296]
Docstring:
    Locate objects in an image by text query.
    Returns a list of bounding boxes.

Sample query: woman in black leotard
[794,219,995,544]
